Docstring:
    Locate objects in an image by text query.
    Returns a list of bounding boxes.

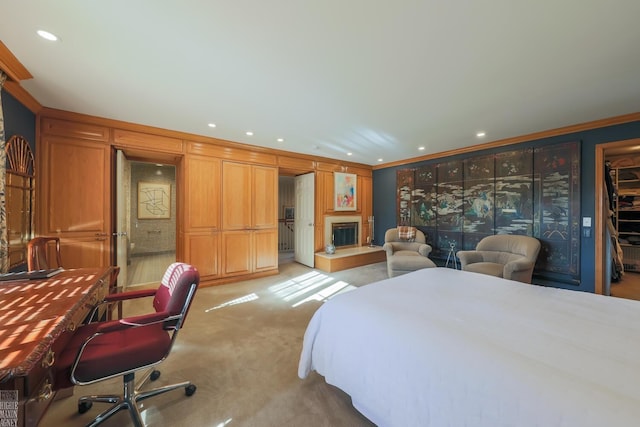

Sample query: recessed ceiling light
[378,158,383,162]
[37,30,58,41]
[246,131,253,136]
[476,131,486,138]
[418,146,425,151]
[208,123,216,128]
[347,152,353,156]
[277,138,284,142]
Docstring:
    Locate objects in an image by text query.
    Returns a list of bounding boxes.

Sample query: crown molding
[0,41,32,82]
[373,112,640,170]
[3,80,42,113]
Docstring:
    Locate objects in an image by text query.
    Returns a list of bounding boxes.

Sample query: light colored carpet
[42,260,388,427]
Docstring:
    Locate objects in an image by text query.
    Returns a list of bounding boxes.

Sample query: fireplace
[324,215,362,248]
[332,222,358,248]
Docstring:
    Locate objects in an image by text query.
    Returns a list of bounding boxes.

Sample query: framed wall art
[284,206,295,221]
[334,172,357,211]
[138,181,171,219]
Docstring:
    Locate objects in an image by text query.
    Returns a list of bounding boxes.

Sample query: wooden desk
[0,267,112,427]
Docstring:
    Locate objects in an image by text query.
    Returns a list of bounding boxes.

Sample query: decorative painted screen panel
[393,141,581,284]
[436,160,463,256]
[462,154,495,250]
[412,164,437,245]
[494,149,534,237]
[533,141,581,278]
[396,169,413,225]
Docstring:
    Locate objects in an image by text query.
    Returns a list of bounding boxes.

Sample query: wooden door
[184,231,220,278]
[58,236,107,269]
[221,230,252,276]
[41,136,111,267]
[222,162,252,230]
[185,155,220,230]
[184,154,221,280]
[360,176,373,245]
[254,229,278,272]
[322,171,334,213]
[252,165,278,229]
[295,172,315,267]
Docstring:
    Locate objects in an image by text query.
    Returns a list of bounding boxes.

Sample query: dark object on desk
[0,267,63,282]
[54,262,200,427]
[27,236,63,271]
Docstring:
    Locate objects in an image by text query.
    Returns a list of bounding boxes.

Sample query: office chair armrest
[104,288,157,303]
[94,312,170,334]
[85,289,158,322]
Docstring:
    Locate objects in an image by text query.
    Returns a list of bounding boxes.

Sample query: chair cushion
[55,322,171,389]
[464,262,504,278]
[388,254,436,271]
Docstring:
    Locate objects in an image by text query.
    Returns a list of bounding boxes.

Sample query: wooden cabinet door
[40,136,111,267]
[322,171,335,213]
[58,236,108,269]
[252,165,278,229]
[222,162,252,230]
[43,137,110,234]
[185,155,220,230]
[184,231,220,278]
[360,176,373,245]
[221,230,252,276]
[254,229,278,272]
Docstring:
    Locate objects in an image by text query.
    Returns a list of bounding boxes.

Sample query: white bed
[298,267,640,427]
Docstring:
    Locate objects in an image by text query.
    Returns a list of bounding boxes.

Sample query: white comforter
[298,267,640,427]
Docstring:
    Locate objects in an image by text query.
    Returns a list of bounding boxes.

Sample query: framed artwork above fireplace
[334,172,357,211]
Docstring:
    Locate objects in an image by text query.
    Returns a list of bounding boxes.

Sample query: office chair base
[78,371,196,427]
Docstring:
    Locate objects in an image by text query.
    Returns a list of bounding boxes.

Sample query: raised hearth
[314,246,386,273]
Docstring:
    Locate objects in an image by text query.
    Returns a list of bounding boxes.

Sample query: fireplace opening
[332,222,358,248]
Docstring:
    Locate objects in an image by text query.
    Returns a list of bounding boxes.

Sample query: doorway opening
[115,150,177,289]
[597,138,640,300]
[278,170,315,268]
[278,176,295,264]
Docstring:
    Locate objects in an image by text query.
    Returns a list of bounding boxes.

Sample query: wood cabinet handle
[41,349,55,368]
[36,380,53,402]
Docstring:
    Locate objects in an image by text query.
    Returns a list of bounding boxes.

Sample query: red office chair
[54,262,200,427]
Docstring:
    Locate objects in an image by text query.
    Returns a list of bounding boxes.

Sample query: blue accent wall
[1,89,36,153]
[373,120,640,293]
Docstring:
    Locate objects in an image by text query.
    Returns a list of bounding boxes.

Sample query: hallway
[126,252,176,286]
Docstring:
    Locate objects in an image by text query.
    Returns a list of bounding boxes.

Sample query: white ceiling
[1,1,639,165]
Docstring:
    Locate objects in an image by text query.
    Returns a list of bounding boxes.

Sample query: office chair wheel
[150,370,161,381]
[78,401,93,414]
[185,384,197,396]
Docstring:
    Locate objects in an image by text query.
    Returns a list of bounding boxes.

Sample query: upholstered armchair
[456,234,541,283]
[383,227,437,278]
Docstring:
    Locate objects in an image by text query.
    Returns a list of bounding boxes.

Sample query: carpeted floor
[41,260,388,427]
